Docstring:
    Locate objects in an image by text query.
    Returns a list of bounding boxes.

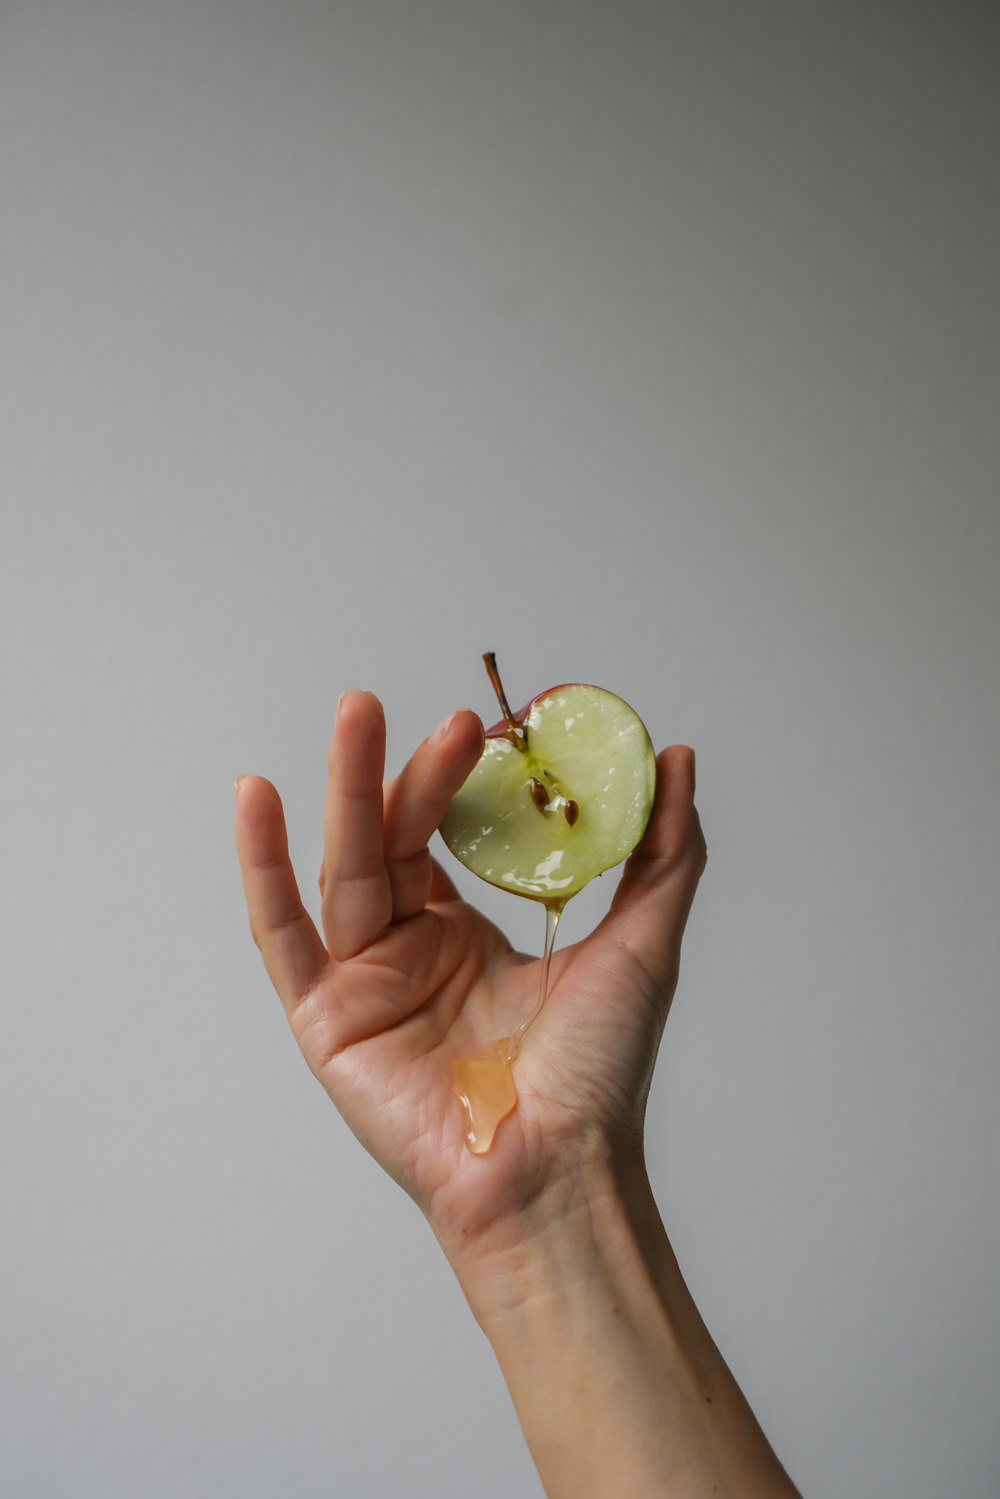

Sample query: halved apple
[440,655,657,903]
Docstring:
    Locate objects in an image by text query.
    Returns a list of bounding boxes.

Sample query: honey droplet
[451,1046,517,1154]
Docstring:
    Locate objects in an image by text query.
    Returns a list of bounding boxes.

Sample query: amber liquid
[451,901,564,1154]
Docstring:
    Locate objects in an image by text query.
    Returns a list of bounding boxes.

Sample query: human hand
[235,691,707,1271]
[235,710,804,1499]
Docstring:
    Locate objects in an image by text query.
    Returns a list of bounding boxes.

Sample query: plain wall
[2,2,998,1495]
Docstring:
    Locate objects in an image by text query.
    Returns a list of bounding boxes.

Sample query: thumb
[588,746,707,1015]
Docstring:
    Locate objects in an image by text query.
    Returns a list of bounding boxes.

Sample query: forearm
[442,1149,799,1499]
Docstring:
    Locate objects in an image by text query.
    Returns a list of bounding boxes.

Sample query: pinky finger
[235,777,329,1011]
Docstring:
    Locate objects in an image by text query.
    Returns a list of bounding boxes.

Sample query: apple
[440,654,657,904]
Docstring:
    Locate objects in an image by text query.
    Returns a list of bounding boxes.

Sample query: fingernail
[235,776,247,794]
[429,711,456,747]
[337,690,358,721]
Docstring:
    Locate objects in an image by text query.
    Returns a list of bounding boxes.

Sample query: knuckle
[266,899,306,936]
[334,855,386,884]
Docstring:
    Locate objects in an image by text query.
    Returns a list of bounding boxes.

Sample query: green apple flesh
[440,674,656,902]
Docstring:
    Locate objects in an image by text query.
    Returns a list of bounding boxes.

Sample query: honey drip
[451,901,563,1154]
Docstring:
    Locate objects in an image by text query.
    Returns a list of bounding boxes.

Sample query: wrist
[438,1139,665,1334]
[437,1147,730,1499]
[434,1143,801,1499]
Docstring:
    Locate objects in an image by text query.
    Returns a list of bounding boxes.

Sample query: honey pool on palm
[451,901,563,1153]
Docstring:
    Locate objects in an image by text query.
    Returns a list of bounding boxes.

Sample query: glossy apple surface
[440,681,656,902]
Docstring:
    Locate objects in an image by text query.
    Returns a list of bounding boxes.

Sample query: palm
[236,694,705,1250]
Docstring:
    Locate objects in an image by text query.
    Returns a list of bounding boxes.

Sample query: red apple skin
[484,684,602,741]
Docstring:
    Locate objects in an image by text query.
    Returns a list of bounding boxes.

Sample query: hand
[235,691,707,1265]
[235,700,802,1497]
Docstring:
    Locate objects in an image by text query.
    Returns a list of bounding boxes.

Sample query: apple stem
[483,652,526,748]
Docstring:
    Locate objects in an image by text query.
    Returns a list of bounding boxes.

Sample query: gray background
[2,2,998,1495]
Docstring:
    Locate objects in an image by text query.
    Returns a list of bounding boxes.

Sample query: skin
[234,693,800,1498]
